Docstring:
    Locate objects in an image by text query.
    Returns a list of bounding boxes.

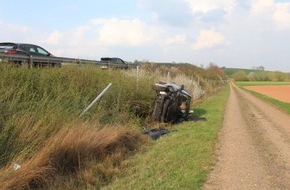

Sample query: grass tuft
[0,123,146,189]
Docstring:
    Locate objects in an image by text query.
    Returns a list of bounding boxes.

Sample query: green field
[224,68,261,78]
[235,81,290,114]
[235,81,290,86]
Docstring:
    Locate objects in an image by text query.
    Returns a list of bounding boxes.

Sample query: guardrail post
[136,66,139,91]
[29,56,33,68]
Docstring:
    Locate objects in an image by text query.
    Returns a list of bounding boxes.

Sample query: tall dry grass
[0,65,155,166]
[0,123,146,189]
[0,63,226,189]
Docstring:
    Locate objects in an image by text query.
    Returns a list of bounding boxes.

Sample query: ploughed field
[244,85,290,103]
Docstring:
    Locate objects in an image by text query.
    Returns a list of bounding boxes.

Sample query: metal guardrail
[0,53,137,69]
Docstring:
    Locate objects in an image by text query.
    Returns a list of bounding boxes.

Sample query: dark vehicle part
[152,82,192,123]
[100,57,128,69]
[142,128,170,140]
[0,42,52,56]
[0,42,60,67]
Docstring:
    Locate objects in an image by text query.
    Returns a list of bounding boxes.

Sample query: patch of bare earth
[245,85,290,103]
[203,83,290,190]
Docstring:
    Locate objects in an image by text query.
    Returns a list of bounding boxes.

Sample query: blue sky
[1,0,290,71]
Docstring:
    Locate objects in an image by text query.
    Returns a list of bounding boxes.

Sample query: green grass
[235,81,290,114]
[224,68,262,78]
[0,65,156,166]
[235,81,290,87]
[0,64,228,189]
[103,86,230,190]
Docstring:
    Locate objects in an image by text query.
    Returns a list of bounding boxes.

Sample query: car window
[36,47,49,55]
[29,47,36,52]
[22,45,36,53]
[116,59,124,64]
[0,44,15,49]
[19,44,26,51]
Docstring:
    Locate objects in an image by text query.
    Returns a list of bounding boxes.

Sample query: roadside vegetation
[225,68,290,82]
[103,86,229,190]
[235,81,290,115]
[0,62,226,189]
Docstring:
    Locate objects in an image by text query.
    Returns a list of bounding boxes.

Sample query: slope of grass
[0,64,156,165]
[103,85,230,190]
[0,64,227,189]
[0,64,157,189]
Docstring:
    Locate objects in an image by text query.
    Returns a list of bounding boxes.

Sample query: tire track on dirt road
[203,83,290,190]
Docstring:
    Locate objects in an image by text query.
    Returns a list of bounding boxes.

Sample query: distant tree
[257,66,265,71]
[232,70,248,81]
[247,72,255,81]
[205,63,227,80]
[274,71,286,81]
[262,71,288,82]
[256,71,269,81]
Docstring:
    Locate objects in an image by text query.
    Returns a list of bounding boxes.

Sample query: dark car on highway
[0,42,53,57]
[100,57,129,69]
[0,42,61,66]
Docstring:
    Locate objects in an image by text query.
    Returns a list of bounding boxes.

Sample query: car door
[35,46,51,56]
[20,44,38,56]
[22,44,50,56]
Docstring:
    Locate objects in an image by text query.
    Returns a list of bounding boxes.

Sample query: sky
[1,0,290,71]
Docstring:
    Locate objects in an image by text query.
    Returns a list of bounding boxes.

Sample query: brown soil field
[244,85,290,103]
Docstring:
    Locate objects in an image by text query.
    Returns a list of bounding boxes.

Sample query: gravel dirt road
[203,83,290,190]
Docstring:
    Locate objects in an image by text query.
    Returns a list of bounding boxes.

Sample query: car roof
[0,42,43,46]
[101,57,123,60]
[0,42,16,45]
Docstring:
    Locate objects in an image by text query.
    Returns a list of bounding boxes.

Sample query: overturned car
[152,82,192,123]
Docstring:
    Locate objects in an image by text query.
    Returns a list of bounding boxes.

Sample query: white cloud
[2,0,290,71]
[250,0,290,31]
[89,18,107,25]
[97,18,162,46]
[251,0,273,14]
[0,21,35,42]
[44,31,63,45]
[165,34,187,46]
[272,3,290,30]
[69,25,93,46]
[185,0,237,13]
[193,29,226,50]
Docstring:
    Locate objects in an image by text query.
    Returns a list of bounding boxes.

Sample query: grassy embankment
[0,64,227,189]
[103,85,230,190]
[235,81,290,114]
[0,64,156,189]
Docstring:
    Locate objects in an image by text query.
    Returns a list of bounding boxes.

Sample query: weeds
[0,63,226,189]
[0,123,146,189]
